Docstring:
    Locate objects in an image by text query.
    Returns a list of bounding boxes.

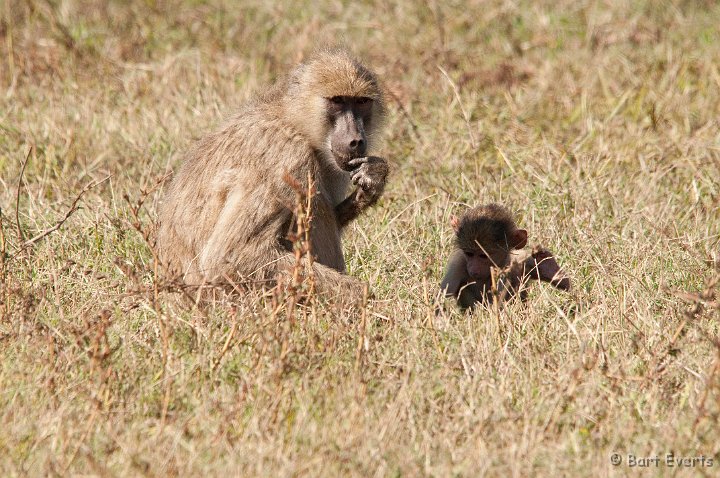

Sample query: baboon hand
[335,156,388,228]
[348,156,388,200]
[531,247,571,291]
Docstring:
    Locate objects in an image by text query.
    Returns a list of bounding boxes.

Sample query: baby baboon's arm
[440,250,468,298]
[524,246,571,291]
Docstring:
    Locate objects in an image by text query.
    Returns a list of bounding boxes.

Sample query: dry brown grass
[1,0,720,475]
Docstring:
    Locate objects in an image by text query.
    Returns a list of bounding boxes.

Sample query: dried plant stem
[437,65,477,149]
[490,267,503,348]
[15,145,31,243]
[355,284,370,378]
[0,207,6,321]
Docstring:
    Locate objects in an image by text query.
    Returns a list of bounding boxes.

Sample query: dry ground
[1,0,720,476]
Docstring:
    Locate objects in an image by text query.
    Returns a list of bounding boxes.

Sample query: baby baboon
[441,204,570,309]
[157,49,388,299]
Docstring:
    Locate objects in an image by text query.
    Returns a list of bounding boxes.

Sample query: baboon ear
[511,229,528,249]
[450,215,460,233]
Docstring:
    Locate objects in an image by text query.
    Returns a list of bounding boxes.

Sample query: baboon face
[462,245,509,280]
[452,205,528,280]
[284,50,385,172]
[461,227,527,280]
[325,95,374,171]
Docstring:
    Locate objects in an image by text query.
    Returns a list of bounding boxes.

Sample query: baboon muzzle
[332,110,367,165]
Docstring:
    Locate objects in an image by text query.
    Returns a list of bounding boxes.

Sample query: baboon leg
[274,254,366,305]
[196,185,289,281]
[457,282,485,310]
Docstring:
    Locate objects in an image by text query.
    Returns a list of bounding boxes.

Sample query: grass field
[2,0,720,475]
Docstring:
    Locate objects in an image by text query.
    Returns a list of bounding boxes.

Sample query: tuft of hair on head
[454,203,520,252]
[303,47,383,100]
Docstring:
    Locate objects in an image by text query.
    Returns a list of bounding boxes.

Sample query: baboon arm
[335,188,372,228]
[335,156,388,228]
[440,250,468,298]
[440,252,490,309]
[525,247,571,291]
[497,257,530,302]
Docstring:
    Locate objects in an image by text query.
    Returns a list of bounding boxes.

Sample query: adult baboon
[158,49,388,299]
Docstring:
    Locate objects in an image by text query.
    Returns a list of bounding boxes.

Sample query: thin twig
[386,88,421,143]
[212,307,238,372]
[0,206,6,320]
[437,65,477,149]
[15,145,31,243]
[355,284,369,377]
[62,407,99,474]
[490,266,503,349]
[15,176,109,254]
[27,0,78,52]
[693,348,720,431]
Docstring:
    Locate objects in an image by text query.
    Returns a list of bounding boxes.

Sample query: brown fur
[441,204,570,309]
[157,49,387,301]
[454,203,520,267]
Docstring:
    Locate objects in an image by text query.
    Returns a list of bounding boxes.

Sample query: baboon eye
[477,252,488,259]
[464,251,474,257]
[329,96,344,104]
[356,97,371,104]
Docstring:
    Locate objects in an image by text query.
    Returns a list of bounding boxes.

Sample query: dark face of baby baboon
[452,204,528,280]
